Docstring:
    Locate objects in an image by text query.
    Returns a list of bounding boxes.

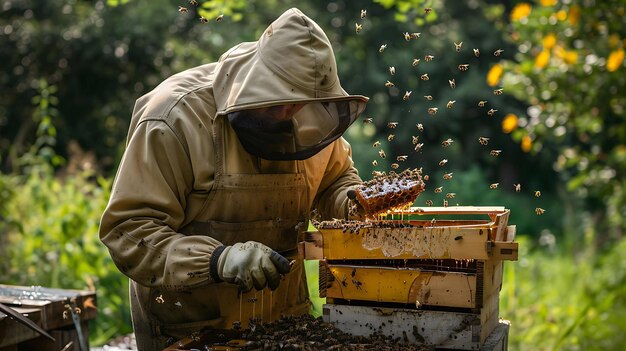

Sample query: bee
[423,95,433,101]
[478,100,487,107]
[178,6,188,13]
[373,141,380,148]
[454,42,463,52]
[443,172,453,180]
[200,16,209,23]
[446,193,456,199]
[416,123,424,131]
[387,122,398,128]
[493,88,503,95]
[372,171,384,177]
[487,108,498,116]
[391,163,400,169]
[514,183,521,192]
[355,23,363,33]
[434,187,443,193]
[155,295,165,304]
[412,58,421,66]
[535,190,541,197]
[490,183,499,189]
[424,7,433,15]
[428,107,438,115]
[535,208,546,215]
[372,160,378,166]
[412,135,419,145]
[414,143,424,152]
[425,54,434,62]
[410,32,421,39]
[389,66,396,75]
[439,159,448,166]
[397,155,408,162]
[446,100,456,109]
[379,149,386,158]
[387,134,395,141]
[385,80,394,87]
[458,64,469,72]
[426,199,433,206]
[189,0,198,5]
[478,136,490,145]
[443,199,449,207]
[449,79,456,89]
[379,44,387,53]
[420,73,429,81]
[490,149,502,156]
[363,117,373,124]
[494,49,504,56]
[423,174,430,181]
[216,14,224,22]
[403,91,412,101]
[404,32,411,41]
[473,48,480,57]
[360,9,367,19]
[442,138,453,147]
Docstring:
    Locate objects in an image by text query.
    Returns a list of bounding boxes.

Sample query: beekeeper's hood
[212,8,369,160]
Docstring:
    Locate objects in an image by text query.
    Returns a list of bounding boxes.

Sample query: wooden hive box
[300,206,517,350]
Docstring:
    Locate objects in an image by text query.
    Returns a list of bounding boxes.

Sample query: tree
[499,0,626,244]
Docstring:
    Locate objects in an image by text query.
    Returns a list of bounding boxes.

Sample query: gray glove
[209,241,291,292]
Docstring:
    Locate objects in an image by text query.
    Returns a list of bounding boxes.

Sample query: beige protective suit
[99,8,368,351]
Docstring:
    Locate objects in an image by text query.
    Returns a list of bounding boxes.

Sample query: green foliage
[0,166,131,345]
[501,235,626,350]
[500,0,626,241]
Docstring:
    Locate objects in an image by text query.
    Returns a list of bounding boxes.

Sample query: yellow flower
[556,10,567,21]
[543,34,557,50]
[486,64,503,86]
[563,50,578,65]
[607,49,625,72]
[568,6,581,26]
[535,50,551,69]
[521,135,532,153]
[502,114,519,133]
[540,0,557,6]
[511,3,532,21]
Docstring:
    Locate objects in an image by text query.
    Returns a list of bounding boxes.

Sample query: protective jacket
[99,8,367,351]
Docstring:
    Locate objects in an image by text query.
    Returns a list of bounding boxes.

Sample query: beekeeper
[99,8,368,351]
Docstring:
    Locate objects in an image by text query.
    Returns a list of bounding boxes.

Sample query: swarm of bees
[352,7,544,216]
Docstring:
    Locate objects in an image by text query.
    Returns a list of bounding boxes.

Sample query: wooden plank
[323,304,487,350]
[0,308,42,348]
[314,227,517,261]
[492,210,510,241]
[0,285,97,331]
[479,292,501,344]
[490,242,519,261]
[325,265,477,308]
[481,321,510,351]
[505,225,516,242]
[390,206,507,216]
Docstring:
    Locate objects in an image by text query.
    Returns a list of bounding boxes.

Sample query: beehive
[301,206,518,350]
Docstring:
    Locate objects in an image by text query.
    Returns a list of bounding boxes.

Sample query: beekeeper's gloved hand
[346,189,366,220]
[210,241,291,292]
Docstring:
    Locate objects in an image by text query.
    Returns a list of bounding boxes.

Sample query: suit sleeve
[313,137,362,219]
[99,120,222,291]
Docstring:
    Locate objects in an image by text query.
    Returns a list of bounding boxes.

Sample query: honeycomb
[353,168,426,217]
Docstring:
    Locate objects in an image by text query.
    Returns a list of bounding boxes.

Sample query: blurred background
[0,0,624,349]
